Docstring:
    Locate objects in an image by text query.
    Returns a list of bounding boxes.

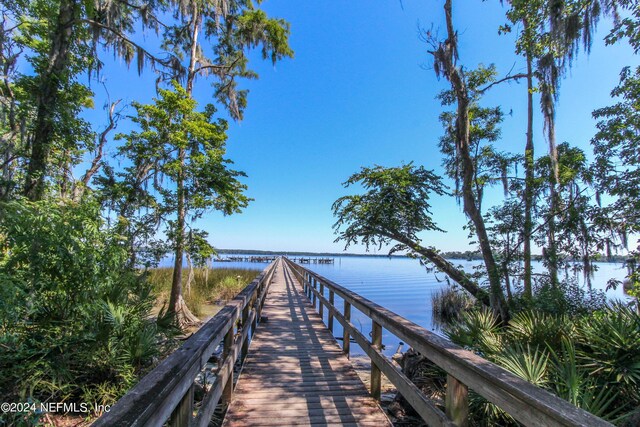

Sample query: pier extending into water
[215,255,335,264]
[96,257,612,427]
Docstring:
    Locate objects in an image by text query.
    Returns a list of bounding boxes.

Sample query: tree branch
[477,73,528,94]
[81,19,182,73]
[73,100,121,201]
[378,228,492,307]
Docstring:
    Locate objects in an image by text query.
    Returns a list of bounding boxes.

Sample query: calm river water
[210,254,632,356]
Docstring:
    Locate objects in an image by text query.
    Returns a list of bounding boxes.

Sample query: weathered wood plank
[224,396,381,410]
[446,374,469,427]
[224,413,388,426]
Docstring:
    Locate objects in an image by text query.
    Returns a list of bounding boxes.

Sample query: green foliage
[592,66,640,240]
[115,82,250,256]
[162,0,293,119]
[604,0,640,52]
[332,163,447,251]
[444,307,502,357]
[507,310,573,349]
[496,343,550,387]
[576,304,640,392]
[444,302,640,423]
[0,199,175,411]
[520,276,607,316]
[548,338,622,419]
[439,101,519,205]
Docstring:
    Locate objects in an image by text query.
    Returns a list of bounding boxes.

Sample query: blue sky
[88,1,636,254]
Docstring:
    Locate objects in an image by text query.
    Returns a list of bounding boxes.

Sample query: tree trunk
[24,0,77,200]
[167,147,199,327]
[440,0,508,321]
[523,38,535,299]
[542,85,560,287]
[186,8,201,96]
[503,260,513,303]
[72,100,119,201]
[164,7,202,328]
[390,232,491,308]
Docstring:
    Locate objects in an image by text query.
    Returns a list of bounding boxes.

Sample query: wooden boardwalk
[222,259,392,427]
[96,257,613,427]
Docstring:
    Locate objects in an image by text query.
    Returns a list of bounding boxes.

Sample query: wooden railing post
[221,328,234,405]
[303,270,308,294]
[251,295,258,332]
[256,281,263,319]
[446,374,469,427]
[343,301,351,358]
[169,384,193,427]
[241,303,250,362]
[312,277,317,307]
[328,290,335,332]
[319,282,325,319]
[371,320,382,400]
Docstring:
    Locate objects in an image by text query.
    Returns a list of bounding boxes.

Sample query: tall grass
[147,268,260,317]
[431,286,476,326]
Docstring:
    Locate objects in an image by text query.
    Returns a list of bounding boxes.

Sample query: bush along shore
[0,202,259,426]
[404,284,640,426]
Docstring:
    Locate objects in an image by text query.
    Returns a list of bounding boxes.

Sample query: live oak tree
[117,83,249,326]
[332,164,492,308]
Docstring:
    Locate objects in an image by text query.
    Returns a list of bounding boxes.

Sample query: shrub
[0,199,175,418]
[576,304,640,406]
[444,303,640,424]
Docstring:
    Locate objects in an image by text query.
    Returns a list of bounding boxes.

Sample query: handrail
[283,257,612,427]
[94,259,279,427]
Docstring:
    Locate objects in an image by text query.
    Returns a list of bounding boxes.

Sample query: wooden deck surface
[222,259,392,427]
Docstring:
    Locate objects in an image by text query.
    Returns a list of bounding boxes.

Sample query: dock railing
[94,259,278,427]
[283,257,612,427]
